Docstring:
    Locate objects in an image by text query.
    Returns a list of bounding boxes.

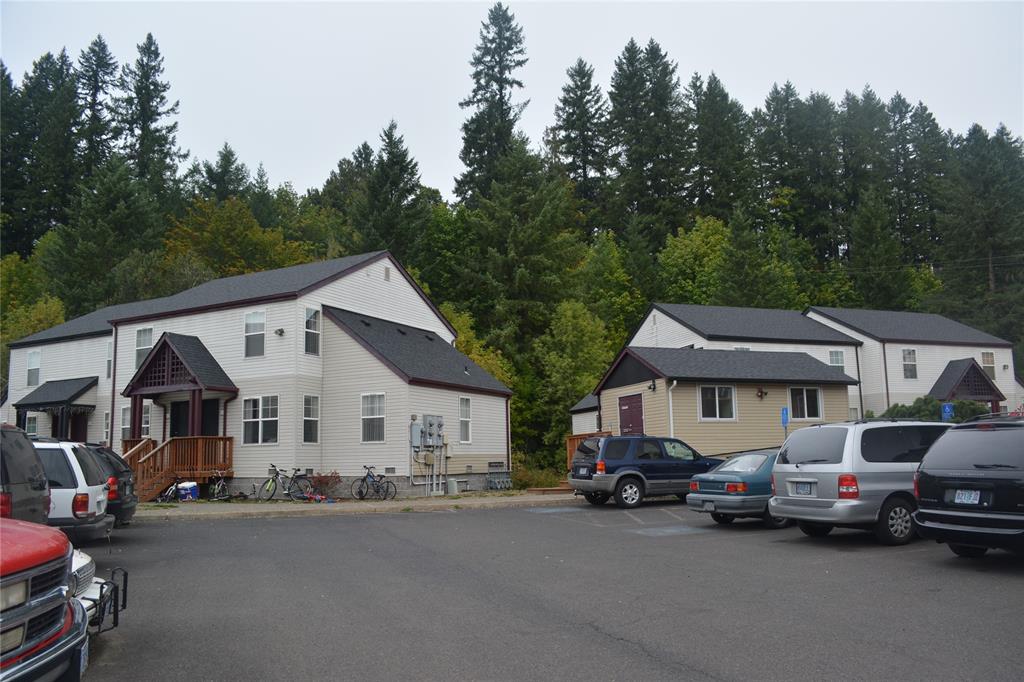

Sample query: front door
[170,401,189,438]
[69,413,89,443]
[170,399,219,437]
[201,399,219,436]
[618,394,644,435]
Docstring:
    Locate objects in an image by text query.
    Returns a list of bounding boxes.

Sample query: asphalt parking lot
[84,499,1023,681]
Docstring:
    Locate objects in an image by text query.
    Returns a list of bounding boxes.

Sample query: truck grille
[29,562,67,599]
[25,604,65,642]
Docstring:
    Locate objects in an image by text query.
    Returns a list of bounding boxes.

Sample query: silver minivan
[769,421,950,545]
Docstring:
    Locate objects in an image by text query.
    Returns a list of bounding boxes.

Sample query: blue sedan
[686,449,791,529]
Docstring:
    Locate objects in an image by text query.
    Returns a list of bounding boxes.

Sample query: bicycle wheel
[209,480,225,500]
[289,477,313,500]
[258,478,277,501]
[384,480,397,500]
[350,478,368,500]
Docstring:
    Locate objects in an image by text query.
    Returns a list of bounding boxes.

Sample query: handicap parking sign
[781,407,789,427]
[941,402,954,422]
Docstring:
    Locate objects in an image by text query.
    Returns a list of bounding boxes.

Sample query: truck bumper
[3,601,89,682]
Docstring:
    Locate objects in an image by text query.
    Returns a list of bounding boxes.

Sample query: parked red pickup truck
[1,518,89,681]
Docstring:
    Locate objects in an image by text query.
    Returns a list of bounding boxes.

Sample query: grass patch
[401,507,413,512]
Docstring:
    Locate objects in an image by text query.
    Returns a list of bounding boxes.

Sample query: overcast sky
[2,1,1021,198]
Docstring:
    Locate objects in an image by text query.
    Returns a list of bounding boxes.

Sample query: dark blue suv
[568,436,722,508]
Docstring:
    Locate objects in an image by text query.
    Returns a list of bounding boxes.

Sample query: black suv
[567,435,722,508]
[0,423,49,523]
[84,444,138,526]
[913,415,1024,558]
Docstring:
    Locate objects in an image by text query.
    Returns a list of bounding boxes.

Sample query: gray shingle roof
[928,358,1005,402]
[162,333,237,391]
[651,303,860,345]
[628,347,858,385]
[808,307,1012,346]
[569,393,599,413]
[324,307,511,396]
[9,252,388,348]
[14,376,99,409]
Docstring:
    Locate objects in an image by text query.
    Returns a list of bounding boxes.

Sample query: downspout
[881,341,891,410]
[667,380,677,438]
[222,394,237,438]
[854,346,864,418]
[505,396,511,471]
[109,326,118,446]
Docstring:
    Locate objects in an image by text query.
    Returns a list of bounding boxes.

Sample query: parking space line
[659,508,686,522]
[624,510,646,525]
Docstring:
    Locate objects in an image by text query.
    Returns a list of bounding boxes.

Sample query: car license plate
[702,501,715,512]
[80,635,89,674]
[795,482,812,496]
[577,467,588,476]
[954,489,981,505]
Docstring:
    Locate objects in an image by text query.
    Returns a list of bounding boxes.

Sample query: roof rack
[850,417,942,425]
[961,412,1024,424]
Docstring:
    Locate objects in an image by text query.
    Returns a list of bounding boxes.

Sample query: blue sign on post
[941,402,954,422]
[781,407,790,439]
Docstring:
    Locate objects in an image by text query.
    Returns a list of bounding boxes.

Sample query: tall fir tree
[247,164,277,228]
[792,91,843,260]
[688,72,752,219]
[76,35,118,180]
[551,58,607,210]
[199,142,250,202]
[455,2,528,204]
[115,33,185,209]
[0,62,32,256]
[838,86,890,251]
[903,102,951,263]
[847,190,912,309]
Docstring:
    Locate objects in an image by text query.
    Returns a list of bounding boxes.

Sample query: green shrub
[511,467,563,489]
[880,396,988,423]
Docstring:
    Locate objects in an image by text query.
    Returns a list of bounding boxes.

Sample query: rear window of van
[778,428,848,465]
[922,427,1022,470]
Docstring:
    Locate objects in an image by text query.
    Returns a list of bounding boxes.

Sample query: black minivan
[0,423,49,523]
[84,444,138,526]
[914,415,1024,558]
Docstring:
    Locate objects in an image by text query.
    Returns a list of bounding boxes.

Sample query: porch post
[188,389,202,436]
[14,408,26,430]
[130,395,143,439]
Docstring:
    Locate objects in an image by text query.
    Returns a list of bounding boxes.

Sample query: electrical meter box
[422,415,446,447]
[410,421,423,449]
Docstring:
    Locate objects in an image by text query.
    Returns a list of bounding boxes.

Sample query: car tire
[583,492,609,506]
[798,522,833,537]
[711,513,734,525]
[949,544,988,558]
[762,509,790,530]
[613,478,644,509]
[875,497,916,546]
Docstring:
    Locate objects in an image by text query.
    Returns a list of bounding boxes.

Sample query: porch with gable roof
[121,332,238,501]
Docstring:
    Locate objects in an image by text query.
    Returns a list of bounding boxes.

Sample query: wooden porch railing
[121,438,155,470]
[566,431,611,472]
[131,437,234,502]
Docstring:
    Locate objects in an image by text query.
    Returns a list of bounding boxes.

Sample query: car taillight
[72,493,91,518]
[838,474,859,499]
[770,475,776,496]
[0,492,11,518]
[107,476,120,500]
[596,460,606,474]
[725,482,748,493]
[689,481,699,492]
[913,471,920,500]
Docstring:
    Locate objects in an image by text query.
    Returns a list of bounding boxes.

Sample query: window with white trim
[829,350,845,370]
[120,404,151,440]
[26,350,40,386]
[361,393,385,443]
[304,308,320,356]
[25,416,37,436]
[902,349,917,379]
[303,395,319,443]
[135,328,153,369]
[699,385,735,420]
[459,397,472,443]
[243,396,278,444]
[790,387,822,420]
[849,407,860,420]
[103,412,110,440]
[106,341,113,379]
[244,312,265,358]
[981,352,995,380]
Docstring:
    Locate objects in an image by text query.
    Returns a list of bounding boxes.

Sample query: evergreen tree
[199,142,250,201]
[752,82,802,205]
[455,2,528,204]
[574,231,645,347]
[712,216,807,309]
[115,33,185,207]
[658,216,730,305]
[552,58,607,209]
[247,164,277,228]
[77,35,118,179]
[792,91,843,260]
[847,190,912,309]
[316,141,374,222]
[0,62,32,256]
[886,92,914,250]
[904,103,951,263]
[838,86,890,249]
[689,72,752,219]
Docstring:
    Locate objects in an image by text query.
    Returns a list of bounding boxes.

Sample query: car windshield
[716,453,769,473]
[922,427,1022,470]
[778,428,847,465]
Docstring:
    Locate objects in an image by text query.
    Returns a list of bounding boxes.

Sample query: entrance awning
[14,376,98,412]
[123,332,237,397]
[928,358,1005,403]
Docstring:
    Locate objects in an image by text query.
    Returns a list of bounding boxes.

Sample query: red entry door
[618,394,645,435]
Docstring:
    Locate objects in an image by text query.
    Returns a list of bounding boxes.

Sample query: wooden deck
[122,437,233,501]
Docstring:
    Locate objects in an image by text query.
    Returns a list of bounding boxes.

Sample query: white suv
[32,440,114,542]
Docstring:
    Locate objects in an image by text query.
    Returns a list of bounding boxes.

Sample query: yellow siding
[598,379,668,437]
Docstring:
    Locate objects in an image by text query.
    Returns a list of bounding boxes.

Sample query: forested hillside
[2,3,1022,467]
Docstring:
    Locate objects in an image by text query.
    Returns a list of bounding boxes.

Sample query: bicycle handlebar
[363,465,376,471]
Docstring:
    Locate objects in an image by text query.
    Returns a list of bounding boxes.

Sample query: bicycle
[350,465,397,500]
[258,463,313,501]
[157,476,186,503]
[208,470,236,501]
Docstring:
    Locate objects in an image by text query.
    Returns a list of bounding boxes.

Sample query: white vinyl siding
[304,308,320,356]
[135,328,153,369]
[26,350,40,386]
[902,349,918,379]
[789,387,822,420]
[244,311,266,358]
[302,395,319,444]
[361,393,385,443]
[459,397,472,443]
[243,396,278,444]
[699,385,736,421]
[629,310,704,348]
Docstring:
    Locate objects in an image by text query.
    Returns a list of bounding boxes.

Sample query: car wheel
[949,544,987,558]
[762,509,790,529]
[710,513,734,525]
[798,522,833,537]
[875,497,915,546]
[583,492,609,506]
[613,478,644,509]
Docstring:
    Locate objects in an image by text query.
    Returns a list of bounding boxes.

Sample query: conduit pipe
[668,380,678,437]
